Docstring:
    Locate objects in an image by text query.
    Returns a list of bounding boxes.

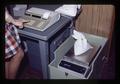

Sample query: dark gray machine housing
[11,5,81,79]
[19,16,72,79]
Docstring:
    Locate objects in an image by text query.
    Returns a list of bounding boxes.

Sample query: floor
[16,55,43,79]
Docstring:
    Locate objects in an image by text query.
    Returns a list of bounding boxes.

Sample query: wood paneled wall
[75,5,115,59]
[75,5,115,38]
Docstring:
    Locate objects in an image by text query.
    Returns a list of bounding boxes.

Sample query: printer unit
[19,7,60,31]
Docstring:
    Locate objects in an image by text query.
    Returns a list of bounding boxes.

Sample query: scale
[58,43,101,78]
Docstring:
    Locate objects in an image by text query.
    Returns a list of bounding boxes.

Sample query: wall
[75,5,115,38]
[75,5,115,59]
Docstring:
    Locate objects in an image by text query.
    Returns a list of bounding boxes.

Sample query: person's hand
[12,19,29,29]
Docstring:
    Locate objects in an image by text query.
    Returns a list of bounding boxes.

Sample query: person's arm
[5,8,29,28]
[5,8,15,24]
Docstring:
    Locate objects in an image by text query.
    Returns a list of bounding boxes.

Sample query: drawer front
[49,66,81,79]
[49,66,67,79]
[90,43,108,79]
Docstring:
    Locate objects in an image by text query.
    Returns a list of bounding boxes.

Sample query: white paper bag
[72,30,93,56]
[55,4,81,17]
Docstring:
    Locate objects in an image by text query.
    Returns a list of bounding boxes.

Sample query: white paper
[55,4,81,17]
[72,30,93,56]
[42,12,51,19]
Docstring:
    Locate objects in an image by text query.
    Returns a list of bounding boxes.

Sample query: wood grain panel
[75,5,115,38]
[75,5,115,60]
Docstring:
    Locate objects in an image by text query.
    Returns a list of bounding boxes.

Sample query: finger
[19,25,24,29]
[18,23,24,28]
[23,20,30,23]
[18,18,29,23]
[21,19,30,23]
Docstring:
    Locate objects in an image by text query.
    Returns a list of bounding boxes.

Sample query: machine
[19,7,60,31]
